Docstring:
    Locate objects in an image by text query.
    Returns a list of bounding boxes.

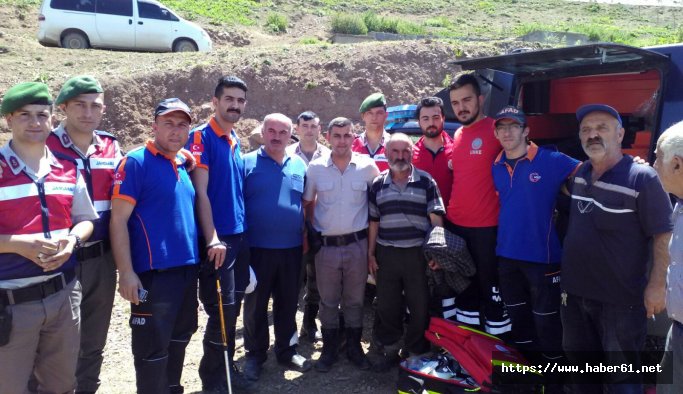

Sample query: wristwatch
[68,234,83,250]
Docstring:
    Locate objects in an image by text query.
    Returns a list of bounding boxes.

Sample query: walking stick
[216,275,233,394]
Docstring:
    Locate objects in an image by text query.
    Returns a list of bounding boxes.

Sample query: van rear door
[94,0,135,48]
[453,43,671,161]
[134,0,175,51]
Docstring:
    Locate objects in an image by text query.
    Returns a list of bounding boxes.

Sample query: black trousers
[443,221,511,336]
[374,244,430,354]
[198,233,250,389]
[300,250,320,306]
[498,257,563,358]
[131,264,199,394]
[244,246,302,363]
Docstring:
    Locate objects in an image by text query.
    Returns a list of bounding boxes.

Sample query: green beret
[1,82,52,115]
[55,75,103,105]
[359,92,386,113]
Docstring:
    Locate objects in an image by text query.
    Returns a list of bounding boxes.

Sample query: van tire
[173,39,197,52]
[61,32,89,49]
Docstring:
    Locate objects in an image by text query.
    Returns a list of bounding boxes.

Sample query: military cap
[55,75,103,105]
[1,82,52,115]
[359,92,386,113]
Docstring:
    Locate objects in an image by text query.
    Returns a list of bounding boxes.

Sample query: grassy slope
[4,0,683,46]
[159,0,683,46]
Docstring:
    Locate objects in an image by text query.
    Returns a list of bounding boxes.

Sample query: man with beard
[46,76,123,394]
[186,76,252,393]
[242,114,311,381]
[445,73,511,337]
[287,111,330,342]
[303,117,379,372]
[368,133,445,370]
[412,96,453,210]
[561,104,672,393]
[352,93,391,172]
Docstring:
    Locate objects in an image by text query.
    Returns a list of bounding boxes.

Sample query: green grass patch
[162,0,260,25]
[330,12,425,36]
[299,37,324,45]
[330,14,368,35]
[0,0,40,7]
[514,20,682,47]
[265,12,288,33]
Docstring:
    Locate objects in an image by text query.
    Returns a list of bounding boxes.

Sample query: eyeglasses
[495,124,523,132]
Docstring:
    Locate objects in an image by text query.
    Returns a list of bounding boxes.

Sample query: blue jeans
[561,292,646,394]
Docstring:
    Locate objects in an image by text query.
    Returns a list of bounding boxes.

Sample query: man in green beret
[47,75,123,393]
[352,92,391,172]
[0,82,97,393]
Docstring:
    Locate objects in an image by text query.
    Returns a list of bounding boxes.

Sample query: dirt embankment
[97,40,455,150]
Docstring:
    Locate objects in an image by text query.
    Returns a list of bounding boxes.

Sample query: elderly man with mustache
[241,113,312,382]
[368,133,445,371]
[560,104,673,393]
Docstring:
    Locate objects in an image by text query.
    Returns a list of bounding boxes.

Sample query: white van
[37,0,212,52]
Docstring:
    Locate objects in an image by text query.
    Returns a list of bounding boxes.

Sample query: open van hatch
[451,43,672,161]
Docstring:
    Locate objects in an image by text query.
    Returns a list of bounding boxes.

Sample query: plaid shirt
[423,226,476,295]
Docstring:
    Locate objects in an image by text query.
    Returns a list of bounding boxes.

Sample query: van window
[137,1,179,21]
[95,0,133,16]
[51,0,95,12]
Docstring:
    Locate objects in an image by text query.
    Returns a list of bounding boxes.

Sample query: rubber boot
[301,304,321,342]
[345,327,371,370]
[337,313,347,352]
[315,328,339,373]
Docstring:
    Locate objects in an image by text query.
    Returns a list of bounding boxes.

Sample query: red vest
[0,146,78,279]
[47,126,121,241]
[352,131,390,172]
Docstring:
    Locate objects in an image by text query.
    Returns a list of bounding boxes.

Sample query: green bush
[330,14,368,35]
[265,12,288,33]
[360,11,425,35]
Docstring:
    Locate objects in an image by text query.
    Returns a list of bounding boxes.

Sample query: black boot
[301,304,322,342]
[315,328,339,373]
[337,313,347,352]
[345,327,371,370]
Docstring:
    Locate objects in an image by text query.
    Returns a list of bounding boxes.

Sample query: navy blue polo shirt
[112,141,199,273]
[243,147,307,249]
[562,156,673,305]
[186,118,245,236]
[493,143,579,264]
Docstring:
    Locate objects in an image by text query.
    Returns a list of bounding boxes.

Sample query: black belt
[76,240,111,262]
[0,270,75,305]
[321,229,368,247]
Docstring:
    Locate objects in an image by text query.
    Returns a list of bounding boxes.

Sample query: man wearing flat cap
[352,92,391,172]
[561,103,673,392]
[491,106,579,390]
[0,82,97,393]
[110,98,199,393]
[46,75,122,393]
